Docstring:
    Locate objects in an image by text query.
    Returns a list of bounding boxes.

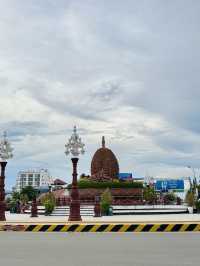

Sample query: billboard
[119,173,133,181]
[155,179,184,192]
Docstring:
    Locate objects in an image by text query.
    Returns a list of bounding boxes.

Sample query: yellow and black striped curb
[0,223,200,232]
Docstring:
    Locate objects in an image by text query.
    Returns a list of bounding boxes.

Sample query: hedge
[67,180,143,189]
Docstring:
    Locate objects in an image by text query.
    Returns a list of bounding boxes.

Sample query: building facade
[15,169,53,192]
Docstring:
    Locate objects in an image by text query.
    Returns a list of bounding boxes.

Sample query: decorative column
[69,158,81,221]
[0,132,13,221]
[94,195,101,217]
[65,126,85,221]
[0,162,7,221]
[31,197,38,217]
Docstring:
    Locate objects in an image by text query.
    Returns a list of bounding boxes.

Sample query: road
[0,233,199,266]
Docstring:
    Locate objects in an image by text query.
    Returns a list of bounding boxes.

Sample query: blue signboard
[119,173,133,181]
[156,179,184,192]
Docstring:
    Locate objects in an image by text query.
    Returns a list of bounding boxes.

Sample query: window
[21,180,26,188]
[35,177,40,187]
[28,174,33,186]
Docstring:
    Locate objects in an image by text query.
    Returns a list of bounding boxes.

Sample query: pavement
[0,232,199,266]
[3,212,200,223]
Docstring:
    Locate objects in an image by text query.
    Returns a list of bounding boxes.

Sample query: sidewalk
[3,212,200,224]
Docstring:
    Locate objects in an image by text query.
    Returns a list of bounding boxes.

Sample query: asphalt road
[0,233,199,266]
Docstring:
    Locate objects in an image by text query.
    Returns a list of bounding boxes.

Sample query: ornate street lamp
[0,132,13,221]
[65,126,85,221]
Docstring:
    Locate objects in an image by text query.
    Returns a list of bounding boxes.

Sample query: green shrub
[67,180,143,189]
[100,189,112,215]
[44,200,55,215]
[143,187,156,204]
[9,200,17,213]
[163,192,176,204]
[41,193,56,215]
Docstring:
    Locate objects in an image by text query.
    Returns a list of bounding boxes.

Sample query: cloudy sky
[0,0,200,189]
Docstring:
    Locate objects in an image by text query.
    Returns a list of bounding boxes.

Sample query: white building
[15,169,53,192]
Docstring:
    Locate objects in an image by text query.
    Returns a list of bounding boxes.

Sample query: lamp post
[0,132,13,221]
[65,126,85,221]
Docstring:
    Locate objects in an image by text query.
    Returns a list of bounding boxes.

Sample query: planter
[188,207,193,214]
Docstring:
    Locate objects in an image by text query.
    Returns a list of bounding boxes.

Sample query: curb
[0,223,200,232]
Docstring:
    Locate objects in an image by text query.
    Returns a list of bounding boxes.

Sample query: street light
[0,132,13,221]
[65,126,85,221]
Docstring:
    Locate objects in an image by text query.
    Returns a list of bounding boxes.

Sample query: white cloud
[0,0,199,188]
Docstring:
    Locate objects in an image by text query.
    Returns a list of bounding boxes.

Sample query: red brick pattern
[39,187,143,206]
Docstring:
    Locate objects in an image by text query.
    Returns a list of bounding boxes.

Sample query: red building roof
[53,179,67,185]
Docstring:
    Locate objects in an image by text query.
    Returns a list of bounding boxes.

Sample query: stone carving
[91,136,119,181]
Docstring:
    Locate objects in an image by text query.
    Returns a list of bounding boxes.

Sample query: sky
[0,0,200,189]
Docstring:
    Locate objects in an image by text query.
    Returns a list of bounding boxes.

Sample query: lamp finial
[102,136,105,148]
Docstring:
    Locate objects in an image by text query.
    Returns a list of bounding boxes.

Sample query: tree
[100,188,112,215]
[185,190,195,207]
[20,194,29,205]
[20,186,37,201]
[10,192,21,213]
[12,192,20,201]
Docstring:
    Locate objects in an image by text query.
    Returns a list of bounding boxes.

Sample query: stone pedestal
[31,197,38,217]
[94,196,101,217]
